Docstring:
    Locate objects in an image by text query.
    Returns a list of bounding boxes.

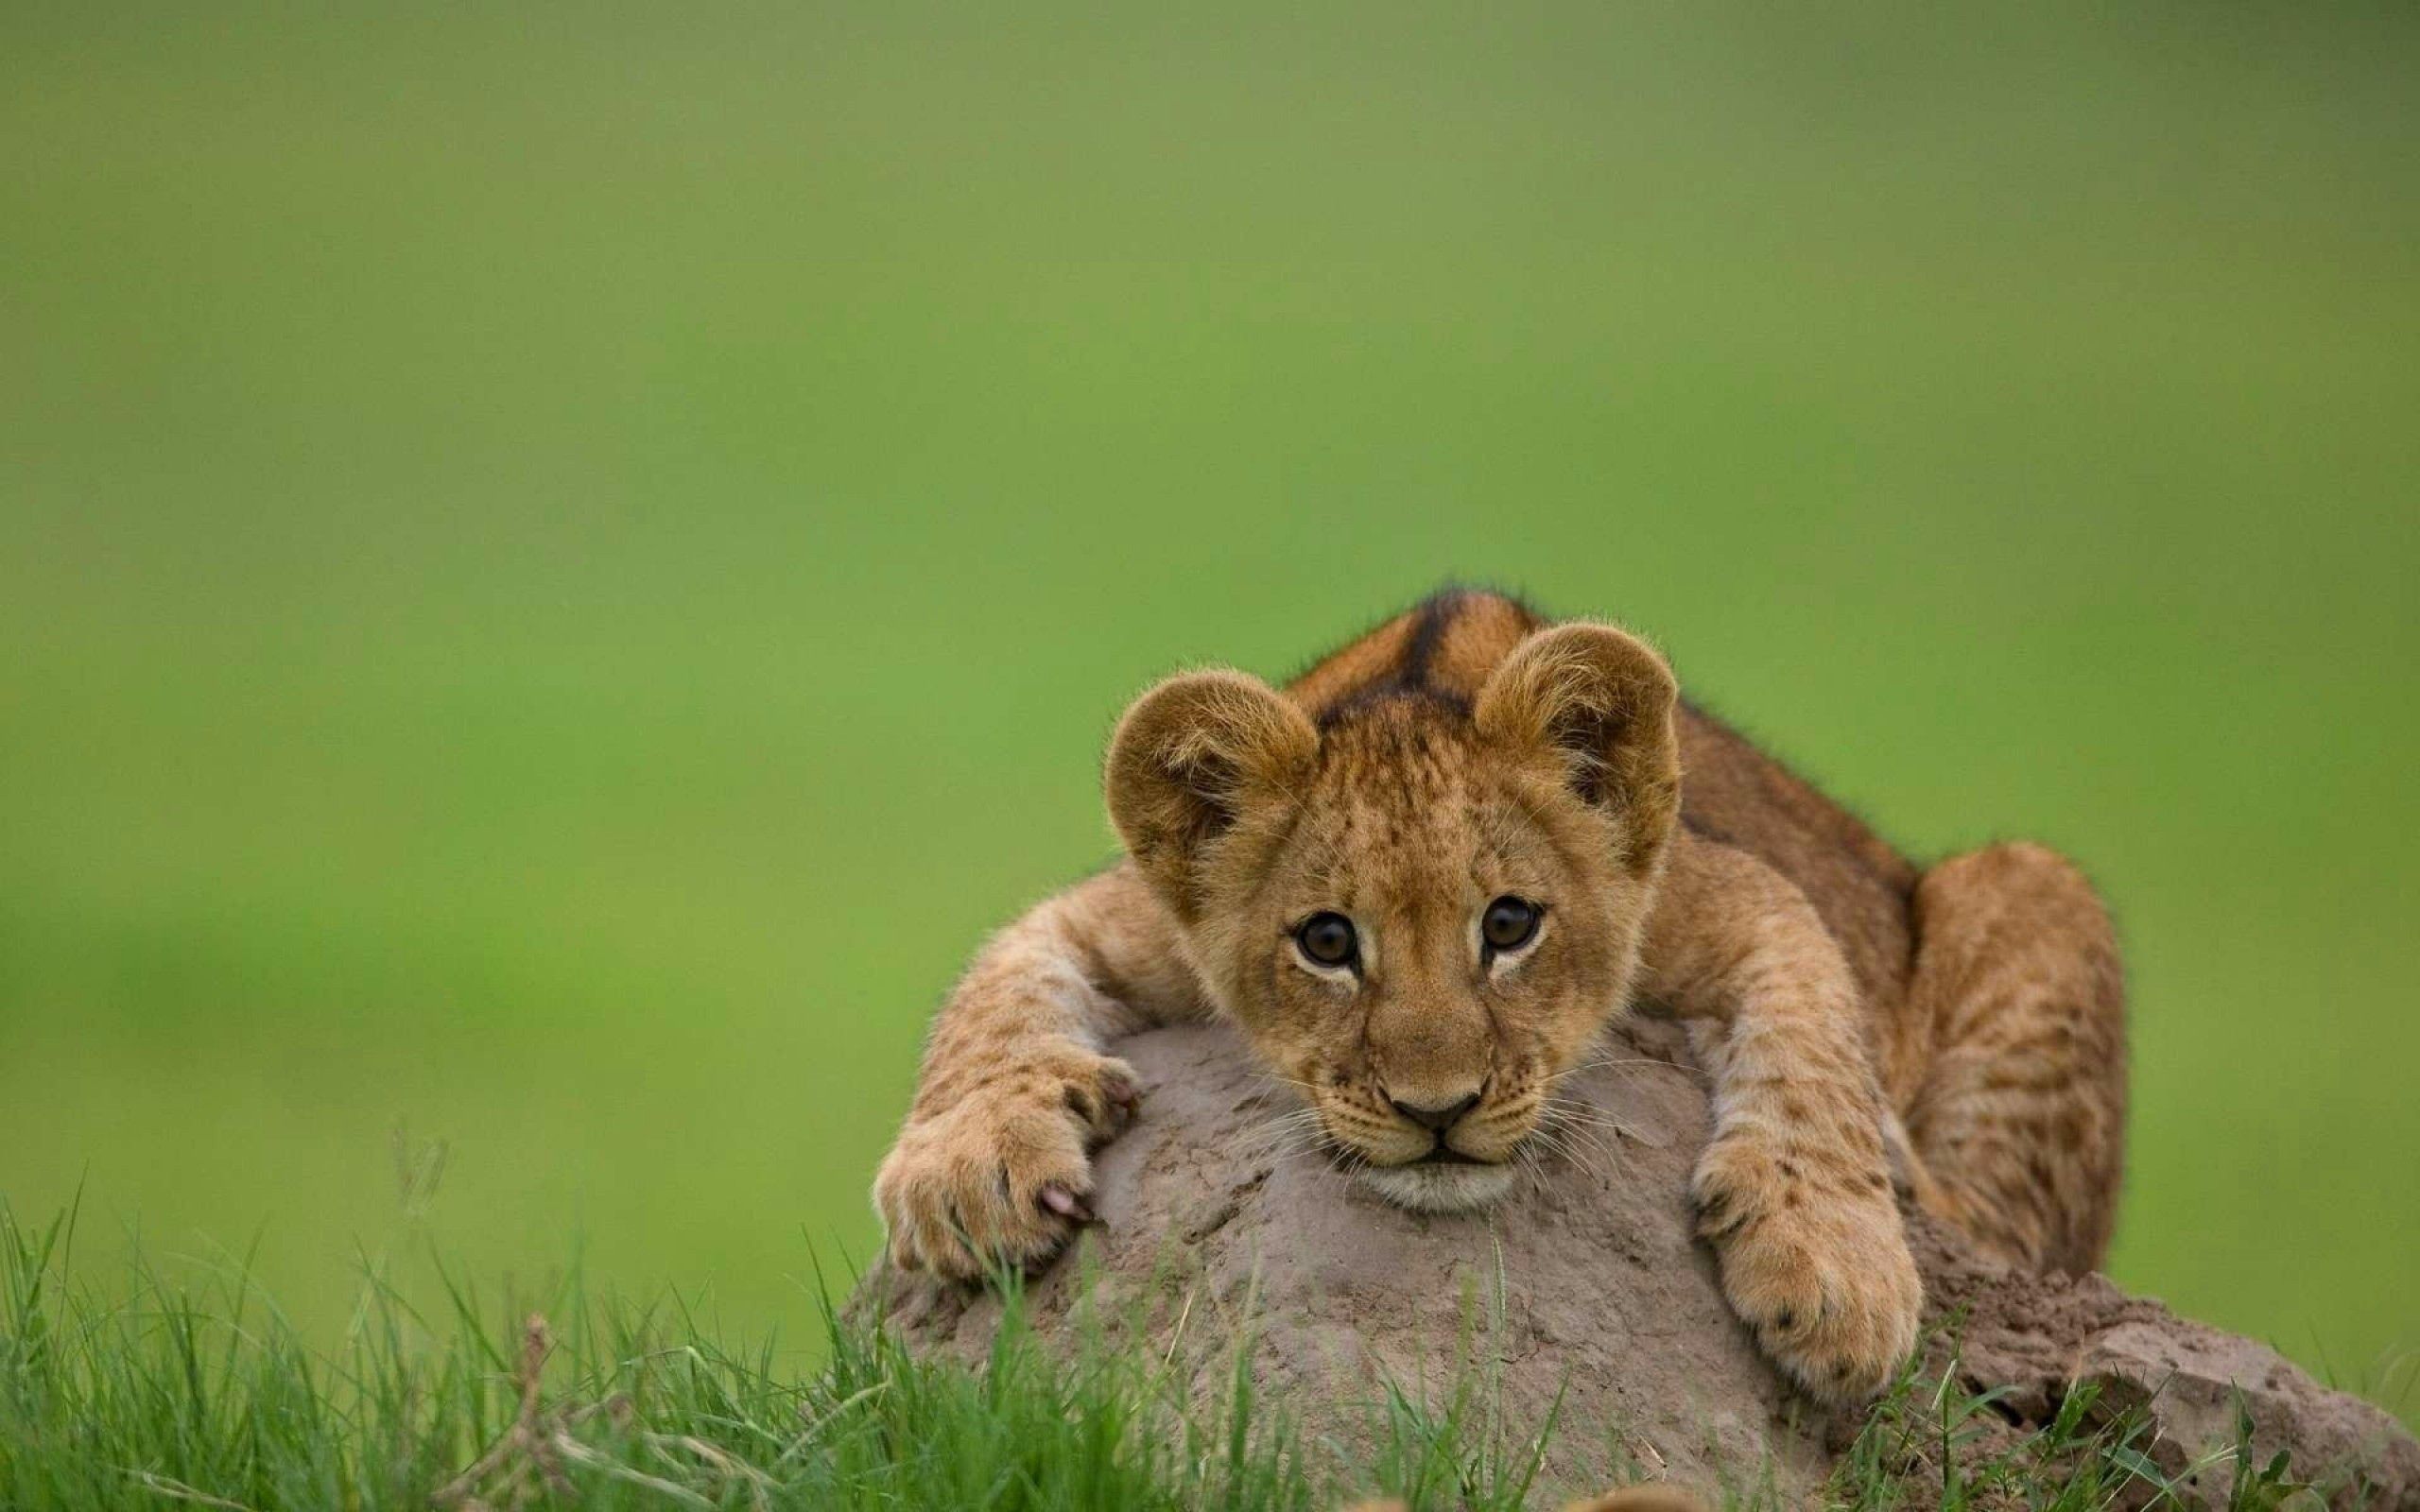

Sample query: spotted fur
[872,590,2127,1403]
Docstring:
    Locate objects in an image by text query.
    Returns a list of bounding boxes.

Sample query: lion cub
[873,591,2126,1400]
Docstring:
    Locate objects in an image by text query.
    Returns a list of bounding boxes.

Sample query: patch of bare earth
[858,1022,2417,1508]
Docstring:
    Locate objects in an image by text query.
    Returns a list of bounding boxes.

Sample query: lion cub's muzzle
[1314,1082,1540,1214]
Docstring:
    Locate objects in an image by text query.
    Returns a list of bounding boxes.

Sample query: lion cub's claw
[1064,1062,1142,1138]
[1038,1183,1093,1222]
[873,1052,1139,1281]
[1692,1135,1922,1403]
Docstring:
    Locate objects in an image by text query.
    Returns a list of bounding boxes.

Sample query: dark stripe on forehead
[1396,589,1466,691]
[1312,683,1472,733]
[1288,585,1544,727]
[1310,590,1472,731]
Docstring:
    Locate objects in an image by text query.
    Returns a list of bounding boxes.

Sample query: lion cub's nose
[1387,1091,1481,1131]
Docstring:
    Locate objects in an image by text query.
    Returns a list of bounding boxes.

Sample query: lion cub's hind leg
[1898,842,2127,1274]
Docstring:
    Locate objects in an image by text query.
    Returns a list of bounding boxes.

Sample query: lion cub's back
[1674,704,1916,1010]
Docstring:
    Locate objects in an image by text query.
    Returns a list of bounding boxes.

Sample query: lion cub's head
[1105,623,1680,1212]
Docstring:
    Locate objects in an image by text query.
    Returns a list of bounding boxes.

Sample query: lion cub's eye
[1480,896,1542,953]
[1294,912,1358,969]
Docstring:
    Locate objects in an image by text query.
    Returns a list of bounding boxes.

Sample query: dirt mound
[857,1022,2417,1508]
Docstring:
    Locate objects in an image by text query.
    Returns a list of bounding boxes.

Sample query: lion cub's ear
[1105,670,1319,919]
[1474,623,1681,868]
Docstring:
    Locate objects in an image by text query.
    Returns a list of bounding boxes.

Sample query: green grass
[2,0,2416,1431]
[0,1204,2357,1512]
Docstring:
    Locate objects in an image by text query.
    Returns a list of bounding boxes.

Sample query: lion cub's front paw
[1693,1133,1922,1402]
[873,1051,1140,1281]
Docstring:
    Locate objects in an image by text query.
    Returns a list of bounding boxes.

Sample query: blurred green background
[4,2,2414,1422]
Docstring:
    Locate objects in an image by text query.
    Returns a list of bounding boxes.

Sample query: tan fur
[873,590,2127,1405]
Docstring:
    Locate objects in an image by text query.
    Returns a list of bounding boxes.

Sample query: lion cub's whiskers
[1554,1055,1707,1085]
[1519,1122,1607,1183]
[1539,1101,1632,1172]
[1545,1094,1644,1145]
[1243,1108,1331,1163]
[1533,1122,1609,1175]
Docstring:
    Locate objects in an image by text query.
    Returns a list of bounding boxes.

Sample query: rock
[2074,1319,2417,1507]
[856,1022,2419,1509]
